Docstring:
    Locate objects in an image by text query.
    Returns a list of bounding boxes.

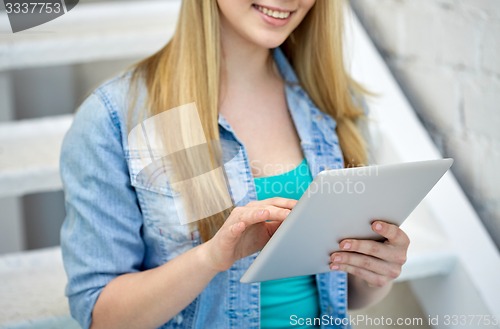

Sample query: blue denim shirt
[60,48,349,329]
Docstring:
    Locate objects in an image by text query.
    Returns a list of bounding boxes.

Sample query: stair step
[0,247,77,327]
[0,0,181,71]
[0,115,72,198]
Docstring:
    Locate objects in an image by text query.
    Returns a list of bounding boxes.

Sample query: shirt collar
[272,47,300,85]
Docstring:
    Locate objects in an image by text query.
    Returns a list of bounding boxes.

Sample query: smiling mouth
[253,4,293,19]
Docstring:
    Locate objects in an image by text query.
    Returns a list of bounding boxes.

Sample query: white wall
[351,0,500,248]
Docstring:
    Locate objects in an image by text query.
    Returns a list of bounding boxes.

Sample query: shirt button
[174,314,183,324]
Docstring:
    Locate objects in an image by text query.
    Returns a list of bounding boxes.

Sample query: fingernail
[333,256,341,262]
[330,264,340,270]
[259,209,265,216]
[375,223,383,231]
[342,242,351,250]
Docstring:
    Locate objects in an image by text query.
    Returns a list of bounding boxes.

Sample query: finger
[236,207,289,227]
[230,221,246,237]
[330,263,391,288]
[339,239,405,265]
[372,221,410,248]
[242,205,292,223]
[261,205,294,220]
[264,220,282,236]
[248,197,297,210]
[330,252,401,280]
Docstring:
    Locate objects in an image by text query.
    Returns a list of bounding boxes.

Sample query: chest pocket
[125,152,198,262]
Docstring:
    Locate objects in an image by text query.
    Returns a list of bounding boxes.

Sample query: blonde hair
[131,0,367,242]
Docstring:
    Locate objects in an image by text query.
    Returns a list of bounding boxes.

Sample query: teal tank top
[254,158,320,328]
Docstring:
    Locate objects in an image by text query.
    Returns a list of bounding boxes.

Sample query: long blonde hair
[131,0,367,242]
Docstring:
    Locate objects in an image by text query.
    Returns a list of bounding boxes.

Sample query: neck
[219,24,278,90]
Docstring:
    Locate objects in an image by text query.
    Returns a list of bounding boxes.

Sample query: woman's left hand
[329,221,410,287]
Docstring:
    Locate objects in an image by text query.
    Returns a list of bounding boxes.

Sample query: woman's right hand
[202,197,297,272]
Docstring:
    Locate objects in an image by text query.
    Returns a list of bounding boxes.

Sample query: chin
[253,32,290,49]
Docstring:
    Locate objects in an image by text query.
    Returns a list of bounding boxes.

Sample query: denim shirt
[60,48,349,329]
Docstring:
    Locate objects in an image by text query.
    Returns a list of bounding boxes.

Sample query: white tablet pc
[240,158,453,283]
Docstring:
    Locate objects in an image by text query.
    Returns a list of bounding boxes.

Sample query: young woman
[60,0,410,328]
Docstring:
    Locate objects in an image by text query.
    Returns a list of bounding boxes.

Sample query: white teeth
[256,5,291,19]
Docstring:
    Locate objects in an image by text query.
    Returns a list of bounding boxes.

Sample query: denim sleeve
[60,90,145,329]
